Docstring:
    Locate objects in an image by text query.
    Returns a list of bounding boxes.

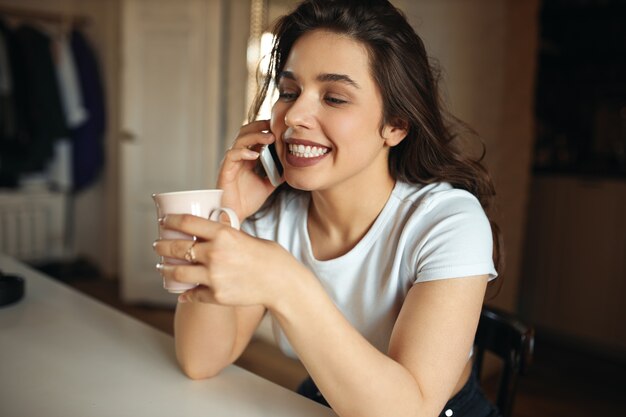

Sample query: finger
[178,286,218,304]
[231,131,275,153]
[231,120,274,148]
[161,214,231,241]
[223,147,261,164]
[153,238,202,262]
[156,263,209,286]
[239,119,270,135]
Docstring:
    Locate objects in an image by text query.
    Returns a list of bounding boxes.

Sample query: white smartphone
[259,143,284,187]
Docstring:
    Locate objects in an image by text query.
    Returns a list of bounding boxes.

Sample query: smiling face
[270,29,406,193]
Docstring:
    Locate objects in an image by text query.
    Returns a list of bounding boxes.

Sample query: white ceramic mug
[152,189,240,293]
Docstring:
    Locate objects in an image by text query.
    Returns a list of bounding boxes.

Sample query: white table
[0,255,336,417]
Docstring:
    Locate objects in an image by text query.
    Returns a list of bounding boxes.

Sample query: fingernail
[178,294,188,303]
[158,216,166,225]
[245,149,260,159]
[152,240,158,250]
[156,263,164,270]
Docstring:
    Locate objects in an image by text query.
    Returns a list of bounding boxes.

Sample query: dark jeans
[296,367,502,417]
[435,367,502,417]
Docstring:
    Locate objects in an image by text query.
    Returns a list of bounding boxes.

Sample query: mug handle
[209,207,240,230]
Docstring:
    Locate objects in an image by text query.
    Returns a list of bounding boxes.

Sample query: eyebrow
[279,70,361,89]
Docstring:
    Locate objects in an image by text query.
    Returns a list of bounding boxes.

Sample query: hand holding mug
[153,189,239,294]
[154,212,307,308]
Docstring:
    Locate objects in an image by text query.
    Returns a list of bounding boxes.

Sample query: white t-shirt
[242,181,497,358]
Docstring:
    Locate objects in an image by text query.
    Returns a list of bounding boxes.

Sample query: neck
[307,172,395,260]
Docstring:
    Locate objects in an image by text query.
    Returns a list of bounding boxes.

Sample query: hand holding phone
[259,143,284,187]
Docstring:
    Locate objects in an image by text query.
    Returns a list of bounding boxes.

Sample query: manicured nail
[152,240,158,250]
[158,216,166,225]
[155,263,164,271]
[244,149,260,159]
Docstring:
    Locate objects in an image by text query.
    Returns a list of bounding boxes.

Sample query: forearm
[269,274,438,417]
[174,301,263,379]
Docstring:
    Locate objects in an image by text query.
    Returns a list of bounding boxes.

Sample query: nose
[283,94,315,129]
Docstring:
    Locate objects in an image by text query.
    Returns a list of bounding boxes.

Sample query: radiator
[0,190,67,262]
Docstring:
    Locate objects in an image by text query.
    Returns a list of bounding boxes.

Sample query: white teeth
[288,144,329,158]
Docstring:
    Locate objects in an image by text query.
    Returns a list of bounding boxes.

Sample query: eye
[324,95,348,105]
[277,86,298,102]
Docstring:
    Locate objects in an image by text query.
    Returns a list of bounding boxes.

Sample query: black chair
[474,306,535,417]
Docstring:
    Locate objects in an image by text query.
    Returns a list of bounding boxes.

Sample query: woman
[154,1,502,416]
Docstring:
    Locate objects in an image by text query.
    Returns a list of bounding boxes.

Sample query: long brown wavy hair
[249,0,504,274]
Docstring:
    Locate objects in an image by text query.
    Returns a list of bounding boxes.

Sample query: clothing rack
[0,5,99,264]
[0,5,90,28]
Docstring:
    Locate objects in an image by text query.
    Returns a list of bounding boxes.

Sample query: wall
[395,0,540,312]
[263,0,540,312]
[0,0,120,277]
[222,0,251,154]
[1,0,541,308]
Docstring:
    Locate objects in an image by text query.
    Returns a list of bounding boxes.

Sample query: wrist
[267,260,321,323]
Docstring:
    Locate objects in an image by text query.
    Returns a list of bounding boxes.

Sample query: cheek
[270,102,285,134]
[327,112,379,146]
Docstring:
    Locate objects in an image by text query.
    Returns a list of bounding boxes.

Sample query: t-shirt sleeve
[412,191,498,283]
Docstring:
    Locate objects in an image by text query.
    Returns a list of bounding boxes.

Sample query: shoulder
[394,181,496,282]
[393,181,485,220]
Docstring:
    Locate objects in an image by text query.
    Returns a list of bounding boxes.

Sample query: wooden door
[521,176,626,352]
[119,0,223,305]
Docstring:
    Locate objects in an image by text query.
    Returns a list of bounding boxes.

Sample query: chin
[285,181,316,192]
[284,175,320,192]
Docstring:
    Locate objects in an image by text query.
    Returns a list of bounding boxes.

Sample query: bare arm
[155,214,292,380]
[270,273,488,417]
[167,120,279,379]
[157,213,487,416]
[174,302,265,379]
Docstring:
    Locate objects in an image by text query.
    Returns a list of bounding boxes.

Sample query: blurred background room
[0,1,624,416]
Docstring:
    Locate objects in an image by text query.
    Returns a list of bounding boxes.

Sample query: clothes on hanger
[0,22,67,188]
[56,32,88,129]
[68,28,105,192]
[0,16,105,192]
[0,20,17,150]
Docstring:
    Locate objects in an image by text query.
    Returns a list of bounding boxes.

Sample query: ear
[382,118,408,147]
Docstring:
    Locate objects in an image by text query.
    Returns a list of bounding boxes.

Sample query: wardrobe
[0,4,105,265]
